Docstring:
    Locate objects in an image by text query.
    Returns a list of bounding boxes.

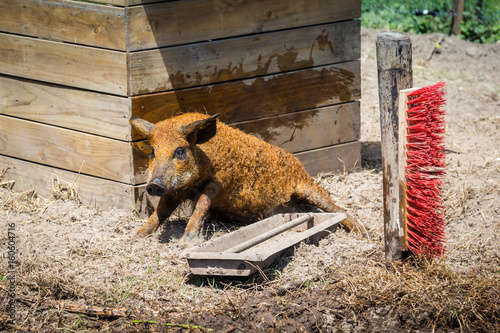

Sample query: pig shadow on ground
[157,216,239,244]
[157,201,324,244]
[361,141,382,170]
[157,218,187,243]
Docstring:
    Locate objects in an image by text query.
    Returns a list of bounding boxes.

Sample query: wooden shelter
[0,0,361,213]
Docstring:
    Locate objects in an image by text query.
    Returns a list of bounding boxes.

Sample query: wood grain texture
[129,21,360,94]
[0,154,151,214]
[0,33,127,96]
[81,0,168,6]
[295,141,361,176]
[232,102,360,153]
[128,0,361,50]
[0,76,132,140]
[0,0,126,50]
[0,116,148,184]
[0,0,359,50]
[131,61,361,139]
[376,31,413,261]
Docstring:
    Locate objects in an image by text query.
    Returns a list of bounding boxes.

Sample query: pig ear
[130,117,155,138]
[182,114,219,145]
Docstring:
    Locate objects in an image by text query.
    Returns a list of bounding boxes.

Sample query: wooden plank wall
[1,0,360,51]
[0,20,360,96]
[0,155,150,213]
[0,0,361,212]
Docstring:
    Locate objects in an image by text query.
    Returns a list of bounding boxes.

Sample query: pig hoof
[350,224,370,238]
[135,231,148,238]
[135,227,153,238]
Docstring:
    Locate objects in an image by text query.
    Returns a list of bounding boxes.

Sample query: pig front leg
[183,181,222,241]
[136,196,179,237]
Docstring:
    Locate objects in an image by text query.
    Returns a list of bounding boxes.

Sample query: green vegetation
[362,0,500,43]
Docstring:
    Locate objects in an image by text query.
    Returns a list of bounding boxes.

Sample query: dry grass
[1,171,499,332]
[3,257,499,331]
[50,174,81,204]
[15,257,104,301]
[3,165,497,331]
[0,189,44,214]
[321,258,500,331]
[0,168,81,214]
[166,255,500,332]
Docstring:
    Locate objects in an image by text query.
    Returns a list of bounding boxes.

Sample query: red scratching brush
[377,32,446,260]
[399,82,447,258]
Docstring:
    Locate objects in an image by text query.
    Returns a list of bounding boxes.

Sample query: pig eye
[149,147,155,159]
[174,147,186,160]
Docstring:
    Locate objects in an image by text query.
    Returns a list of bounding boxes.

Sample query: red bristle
[405,81,446,258]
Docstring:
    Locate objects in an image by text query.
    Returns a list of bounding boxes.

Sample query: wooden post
[451,0,465,36]
[376,32,413,261]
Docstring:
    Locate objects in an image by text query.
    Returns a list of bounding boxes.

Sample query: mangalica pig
[130,112,365,241]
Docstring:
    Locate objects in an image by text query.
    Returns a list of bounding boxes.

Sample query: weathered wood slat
[82,0,168,6]
[0,25,358,97]
[1,69,359,145]
[127,0,361,50]
[129,21,360,94]
[0,33,127,96]
[296,141,361,176]
[0,141,358,216]
[0,76,131,140]
[376,32,413,261]
[131,61,361,137]
[0,0,126,50]
[0,111,359,184]
[181,213,345,276]
[1,69,359,146]
[223,214,314,254]
[232,102,360,153]
[0,116,148,184]
[0,0,360,51]
[0,155,149,213]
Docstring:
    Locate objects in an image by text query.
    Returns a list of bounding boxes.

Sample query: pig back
[199,122,311,215]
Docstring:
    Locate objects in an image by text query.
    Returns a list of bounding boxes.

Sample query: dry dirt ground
[1,28,499,332]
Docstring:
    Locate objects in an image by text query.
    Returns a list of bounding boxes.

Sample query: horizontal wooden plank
[78,0,168,6]
[0,141,356,214]
[0,116,148,184]
[129,105,361,182]
[0,33,127,96]
[0,0,360,50]
[0,154,151,214]
[128,0,361,50]
[0,109,360,185]
[131,61,361,139]
[296,141,361,176]
[129,21,360,94]
[232,102,360,153]
[0,76,132,140]
[0,0,126,50]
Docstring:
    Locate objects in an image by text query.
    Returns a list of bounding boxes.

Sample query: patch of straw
[324,259,499,330]
[51,174,81,204]
[0,188,46,214]
[0,168,15,190]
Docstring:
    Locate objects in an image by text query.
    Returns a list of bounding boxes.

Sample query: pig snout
[146,178,167,196]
